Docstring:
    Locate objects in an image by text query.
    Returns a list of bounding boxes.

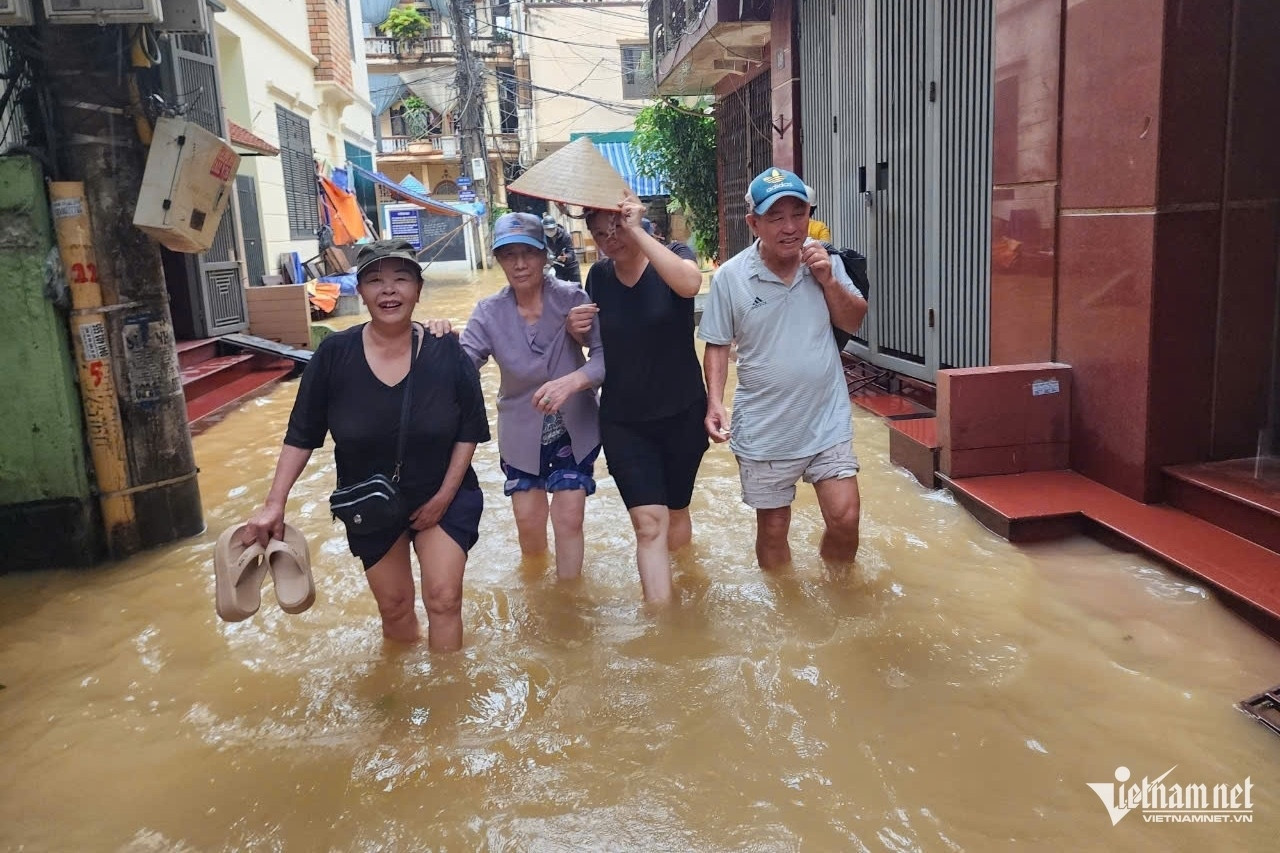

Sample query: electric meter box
[0,0,35,26]
[43,0,162,25]
[133,116,239,254]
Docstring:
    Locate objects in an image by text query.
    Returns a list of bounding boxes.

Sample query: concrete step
[180,353,255,402]
[941,469,1280,634]
[1163,460,1280,555]
[888,416,939,487]
[185,363,293,427]
[175,338,220,370]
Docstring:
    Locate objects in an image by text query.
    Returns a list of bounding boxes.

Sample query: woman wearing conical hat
[569,195,708,603]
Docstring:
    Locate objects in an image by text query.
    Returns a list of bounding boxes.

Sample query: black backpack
[822,243,870,350]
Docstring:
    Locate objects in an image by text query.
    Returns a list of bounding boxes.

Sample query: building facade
[653,1,1280,529]
[216,0,376,277]
[522,0,649,160]
[361,1,521,204]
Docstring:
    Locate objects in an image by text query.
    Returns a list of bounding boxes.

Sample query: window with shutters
[620,44,653,100]
[276,105,319,239]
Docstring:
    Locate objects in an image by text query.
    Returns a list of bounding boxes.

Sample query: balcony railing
[365,36,515,63]
[378,133,520,158]
[648,0,771,65]
[649,0,704,63]
[647,0,770,92]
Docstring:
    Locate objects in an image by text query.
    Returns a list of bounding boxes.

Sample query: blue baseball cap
[492,212,546,251]
[746,167,810,214]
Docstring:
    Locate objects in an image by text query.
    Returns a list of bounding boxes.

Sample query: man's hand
[705,401,732,443]
[567,303,598,345]
[801,239,836,287]
[410,492,451,531]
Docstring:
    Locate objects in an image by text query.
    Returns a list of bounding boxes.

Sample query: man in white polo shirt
[699,167,868,569]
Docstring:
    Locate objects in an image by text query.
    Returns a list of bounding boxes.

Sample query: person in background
[459,213,605,581]
[243,240,490,650]
[542,212,582,284]
[642,217,691,256]
[806,184,832,243]
[568,195,707,603]
[700,167,867,570]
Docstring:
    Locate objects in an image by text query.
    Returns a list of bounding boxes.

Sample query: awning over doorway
[402,68,456,115]
[347,162,463,217]
[569,134,667,198]
[228,121,279,156]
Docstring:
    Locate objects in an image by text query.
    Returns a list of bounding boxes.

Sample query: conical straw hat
[507,137,632,211]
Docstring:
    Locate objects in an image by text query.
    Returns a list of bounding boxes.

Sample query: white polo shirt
[698,241,861,461]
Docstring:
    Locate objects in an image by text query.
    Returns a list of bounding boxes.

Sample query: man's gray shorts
[736,441,860,510]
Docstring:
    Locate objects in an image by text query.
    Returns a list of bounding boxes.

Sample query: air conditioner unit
[155,0,207,33]
[134,116,239,253]
[0,0,35,26]
[43,0,163,25]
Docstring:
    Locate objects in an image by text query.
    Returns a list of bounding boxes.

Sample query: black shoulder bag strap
[392,325,419,484]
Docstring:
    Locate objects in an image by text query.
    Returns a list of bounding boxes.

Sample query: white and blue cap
[492,212,546,251]
[746,167,810,214]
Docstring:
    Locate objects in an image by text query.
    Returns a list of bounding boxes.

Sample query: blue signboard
[458,190,477,202]
[457,176,473,188]
[388,208,421,249]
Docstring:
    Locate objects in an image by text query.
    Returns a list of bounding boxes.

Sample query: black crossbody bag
[328,327,418,534]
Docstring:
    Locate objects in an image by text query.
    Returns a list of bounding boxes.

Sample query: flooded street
[1,267,1278,851]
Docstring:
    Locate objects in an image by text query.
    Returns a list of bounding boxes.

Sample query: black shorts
[601,403,709,510]
[347,487,484,570]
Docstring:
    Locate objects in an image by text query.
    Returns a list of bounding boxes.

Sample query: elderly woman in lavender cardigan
[459,212,605,579]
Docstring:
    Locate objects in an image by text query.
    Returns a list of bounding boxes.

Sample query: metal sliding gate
[719,70,775,258]
[798,0,992,381]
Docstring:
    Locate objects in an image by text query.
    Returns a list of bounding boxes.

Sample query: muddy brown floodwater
[1,268,1278,851]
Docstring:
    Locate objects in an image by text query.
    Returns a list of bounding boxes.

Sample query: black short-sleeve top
[586,243,706,423]
[284,324,490,500]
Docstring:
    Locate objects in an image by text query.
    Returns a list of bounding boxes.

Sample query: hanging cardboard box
[133,117,239,254]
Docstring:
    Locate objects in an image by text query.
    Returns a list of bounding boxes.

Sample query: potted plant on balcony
[381,7,430,55]
[402,95,442,146]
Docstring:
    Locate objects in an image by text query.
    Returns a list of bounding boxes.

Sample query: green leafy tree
[632,97,718,260]
[382,7,430,40]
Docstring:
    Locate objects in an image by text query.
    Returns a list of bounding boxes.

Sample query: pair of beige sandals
[214,523,315,622]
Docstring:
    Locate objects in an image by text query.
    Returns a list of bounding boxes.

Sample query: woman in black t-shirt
[242,240,490,651]
[572,198,708,603]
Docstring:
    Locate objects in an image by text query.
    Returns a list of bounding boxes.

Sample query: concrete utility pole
[449,0,494,208]
[44,24,204,556]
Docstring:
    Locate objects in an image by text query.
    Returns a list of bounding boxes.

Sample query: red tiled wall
[989,0,1061,365]
[1055,0,1167,499]
[771,0,797,172]
[937,364,1072,479]
[997,0,1279,502]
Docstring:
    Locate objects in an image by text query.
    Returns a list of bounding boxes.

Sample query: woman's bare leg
[629,504,672,603]
[510,489,549,556]
[363,533,421,642]
[549,489,587,580]
[413,526,467,651]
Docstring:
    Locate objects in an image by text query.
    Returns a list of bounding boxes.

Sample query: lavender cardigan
[459,275,605,473]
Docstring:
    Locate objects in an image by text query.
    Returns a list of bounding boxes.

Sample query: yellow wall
[523,1,648,152]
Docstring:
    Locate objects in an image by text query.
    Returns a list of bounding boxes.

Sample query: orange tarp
[306,280,341,315]
[320,176,368,245]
